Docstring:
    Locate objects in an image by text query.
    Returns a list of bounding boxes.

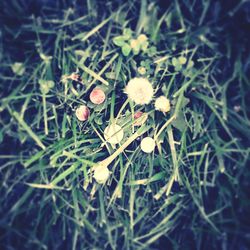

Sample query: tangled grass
[0,0,250,249]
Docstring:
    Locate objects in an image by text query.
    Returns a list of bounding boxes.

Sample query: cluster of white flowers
[124,78,171,113]
[74,75,172,184]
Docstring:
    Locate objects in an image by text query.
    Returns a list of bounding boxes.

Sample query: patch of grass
[0,0,250,249]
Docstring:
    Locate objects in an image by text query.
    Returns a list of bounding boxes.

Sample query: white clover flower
[140,137,155,153]
[125,77,154,105]
[104,124,124,145]
[155,96,171,113]
[93,164,110,184]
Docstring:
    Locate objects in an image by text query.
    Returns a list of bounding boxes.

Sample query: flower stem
[99,126,150,168]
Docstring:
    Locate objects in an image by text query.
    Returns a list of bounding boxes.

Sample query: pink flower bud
[133,111,148,126]
[69,73,81,81]
[134,111,143,119]
[90,88,106,104]
[75,105,90,121]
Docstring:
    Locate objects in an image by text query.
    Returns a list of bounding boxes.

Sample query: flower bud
[133,111,148,126]
[90,88,106,104]
[93,165,110,184]
[137,34,148,43]
[140,137,155,153]
[75,105,90,121]
[138,66,146,75]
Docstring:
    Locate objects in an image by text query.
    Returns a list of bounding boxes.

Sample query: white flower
[93,164,110,184]
[130,39,139,49]
[125,78,154,105]
[137,34,148,43]
[178,56,187,65]
[140,137,155,153]
[104,124,124,145]
[155,96,171,113]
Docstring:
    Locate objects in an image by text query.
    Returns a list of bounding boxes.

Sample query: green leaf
[132,47,140,55]
[187,60,194,69]
[180,96,190,109]
[189,110,204,139]
[113,36,126,47]
[174,64,182,71]
[172,112,186,131]
[140,61,146,66]
[131,40,141,55]
[47,80,55,88]
[11,62,25,76]
[94,116,103,125]
[0,129,3,144]
[39,80,55,94]
[39,53,53,63]
[141,41,149,52]
[123,28,132,40]
[171,57,179,67]
[121,43,131,56]
[105,72,116,79]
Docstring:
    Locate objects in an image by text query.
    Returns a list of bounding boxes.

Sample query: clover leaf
[122,43,132,56]
[113,30,149,57]
[39,79,55,94]
[11,62,25,76]
[123,28,132,40]
[113,36,126,47]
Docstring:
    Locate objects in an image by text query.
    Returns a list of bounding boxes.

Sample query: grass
[0,0,250,249]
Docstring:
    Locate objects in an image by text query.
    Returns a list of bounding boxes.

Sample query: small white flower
[234,105,241,112]
[130,39,139,49]
[178,56,187,65]
[138,66,146,75]
[104,124,124,145]
[155,96,171,113]
[93,164,110,184]
[140,137,155,153]
[125,78,154,105]
[137,34,148,43]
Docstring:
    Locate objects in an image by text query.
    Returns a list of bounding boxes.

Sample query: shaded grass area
[0,0,250,249]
